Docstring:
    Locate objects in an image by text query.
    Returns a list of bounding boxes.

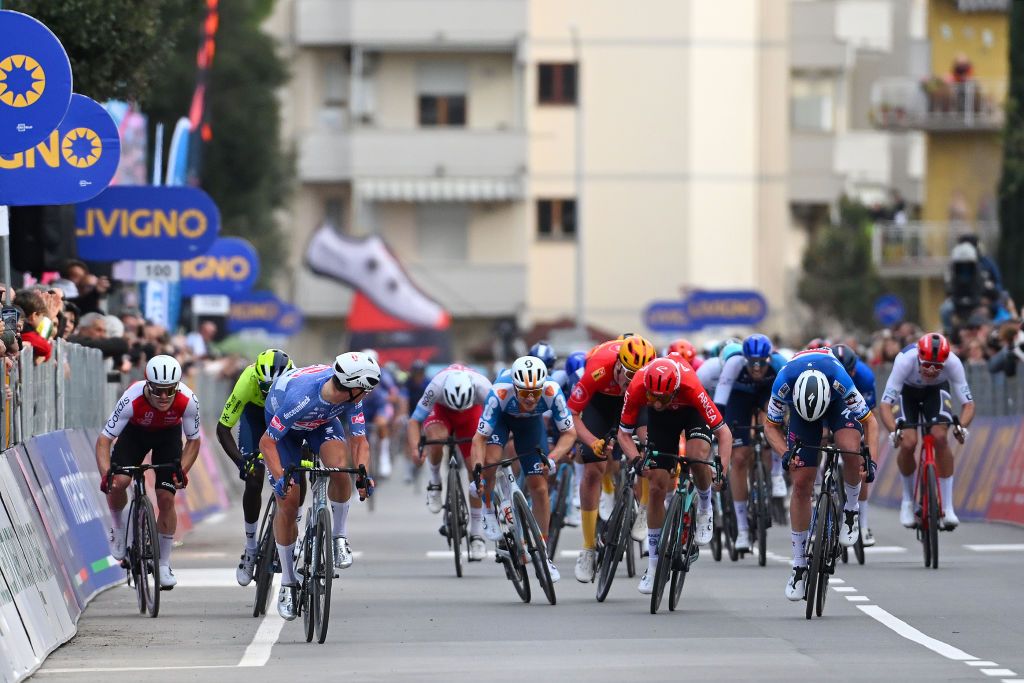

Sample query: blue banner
[21,431,123,605]
[275,303,304,336]
[181,237,259,296]
[644,290,768,332]
[228,291,303,335]
[75,185,220,260]
[0,11,73,154]
[0,94,119,205]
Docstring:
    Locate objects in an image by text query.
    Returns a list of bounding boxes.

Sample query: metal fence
[872,362,1024,417]
[1,339,119,448]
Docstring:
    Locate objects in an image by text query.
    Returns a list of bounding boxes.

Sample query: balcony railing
[871,78,1006,132]
[871,220,999,277]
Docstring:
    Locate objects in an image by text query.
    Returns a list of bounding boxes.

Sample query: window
[417,61,468,128]
[537,199,577,239]
[538,63,577,105]
[324,197,345,233]
[790,73,835,132]
[416,204,469,261]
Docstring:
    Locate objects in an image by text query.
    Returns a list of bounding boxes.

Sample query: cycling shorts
[272,419,346,483]
[644,407,713,471]
[723,387,771,447]
[423,403,482,459]
[486,413,548,476]
[579,392,647,464]
[786,401,864,468]
[897,382,953,427]
[111,423,183,494]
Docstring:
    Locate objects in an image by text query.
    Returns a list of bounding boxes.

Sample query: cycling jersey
[549,368,574,397]
[881,345,973,406]
[567,340,627,412]
[264,365,366,440]
[851,359,877,411]
[218,365,266,429]
[411,364,492,421]
[713,352,787,407]
[102,381,200,440]
[477,379,574,437]
[619,358,723,434]
[696,357,725,394]
[766,349,870,424]
[361,367,398,422]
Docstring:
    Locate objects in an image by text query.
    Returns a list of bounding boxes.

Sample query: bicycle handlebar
[643,449,723,484]
[472,448,549,488]
[895,415,961,432]
[418,435,474,450]
[284,462,371,500]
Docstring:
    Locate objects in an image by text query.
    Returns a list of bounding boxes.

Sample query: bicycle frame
[420,434,474,575]
[895,418,952,569]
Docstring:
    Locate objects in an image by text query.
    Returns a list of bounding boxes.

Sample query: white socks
[939,476,955,513]
[901,473,916,502]
[697,486,712,511]
[791,530,809,567]
[110,504,127,531]
[647,528,662,574]
[244,521,258,551]
[277,542,296,584]
[470,507,483,537]
[843,483,861,512]
[734,500,749,532]
[429,462,442,485]
[331,500,350,539]
[159,534,174,567]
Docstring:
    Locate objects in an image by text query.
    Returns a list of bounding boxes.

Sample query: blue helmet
[529,341,557,370]
[565,351,587,377]
[742,334,772,360]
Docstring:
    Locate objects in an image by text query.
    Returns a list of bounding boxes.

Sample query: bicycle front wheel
[669,496,697,611]
[925,464,940,569]
[136,495,161,618]
[625,501,637,578]
[497,498,530,603]
[595,489,630,602]
[301,523,315,642]
[651,492,682,614]
[753,461,769,567]
[447,465,464,578]
[313,507,333,643]
[253,496,277,617]
[547,467,571,556]
[514,491,555,605]
[805,493,831,620]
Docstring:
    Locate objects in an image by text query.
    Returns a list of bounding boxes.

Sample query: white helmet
[334,351,381,390]
[793,369,830,422]
[442,371,474,411]
[146,355,182,386]
[511,355,547,390]
[360,348,379,363]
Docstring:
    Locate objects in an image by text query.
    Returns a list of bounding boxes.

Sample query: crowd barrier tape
[872,416,1024,526]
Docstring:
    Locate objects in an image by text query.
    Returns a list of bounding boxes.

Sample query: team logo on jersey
[352,413,365,424]
[832,380,844,394]
[270,415,284,431]
[591,367,606,381]
[140,411,154,426]
[496,388,508,401]
[571,384,586,402]
[544,384,556,397]
[778,383,791,398]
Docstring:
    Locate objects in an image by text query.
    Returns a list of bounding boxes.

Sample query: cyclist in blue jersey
[762,348,878,601]
[360,349,399,478]
[832,344,879,546]
[260,352,380,621]
[714,334,787,551]
[471,355,577,582]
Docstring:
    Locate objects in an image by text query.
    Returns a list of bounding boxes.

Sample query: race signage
[228,291,302,336]
[275,303,304,336]
[74,185,220,260]
[644,290,768,332]
[180,236,259,296]
[0,11,73,154]
[0,94,119,205]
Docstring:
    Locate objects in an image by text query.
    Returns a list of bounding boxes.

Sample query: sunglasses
[147,382,178,397]
[621,367,637,380]
[516,387,543,400]
[646,391,674,404]
[919,360,944,370]
[748,357,769,368]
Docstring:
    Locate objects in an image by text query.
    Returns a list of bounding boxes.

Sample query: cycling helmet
[146,355,181,386]
[442,371,474,410]
[806,337,828,350]
[644,358,681,396]
[529,341,557,370]
[255,348,293,385]
[917,333,950,364]
[565,351,587,378]
[360,348,379,363]
[667,339,697,364]
[617,336,656,373]
[334,351,381,390]
[742,333,772,360]
[720,342,743,363]
[616,332,636,341]
[830,344,858,376]
[511,355,547,390]
[793,369,830,422]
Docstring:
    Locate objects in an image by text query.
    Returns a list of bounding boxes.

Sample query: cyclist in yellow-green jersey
[216,349,294,586]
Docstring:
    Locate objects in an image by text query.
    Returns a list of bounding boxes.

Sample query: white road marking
[857,605,976,661]
[863,546,908,554]
[969,662,1000,667]
[832,586,857,592]
[38,666,233,674]
[980,671,1017,678]
[425,550,496,559]
[963,544,1024,552]
[238,576,284,668]
[176,551,229,559]
[845,596,870,602]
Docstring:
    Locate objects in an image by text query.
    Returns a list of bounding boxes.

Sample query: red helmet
[917,333,950,364]
[667,339,697,364]
[806,338,829,350]
[644,358,681,396]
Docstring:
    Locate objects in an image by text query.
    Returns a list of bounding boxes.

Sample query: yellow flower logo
[62,128,102,168]
[0,54,46,108]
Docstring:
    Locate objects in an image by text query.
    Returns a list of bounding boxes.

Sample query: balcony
[295,0,525,50]
[298,128,526,184]
[871,221,999,277]
[871,78,1006,132]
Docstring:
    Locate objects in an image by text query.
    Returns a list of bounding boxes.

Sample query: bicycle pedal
[438,524,449,538]
[333,572,339,578]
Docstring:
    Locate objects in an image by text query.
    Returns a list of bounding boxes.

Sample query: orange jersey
[619,357,723,432]
[568,340,625,411]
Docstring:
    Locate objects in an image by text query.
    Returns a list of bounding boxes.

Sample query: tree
[998,0,1024,305]
[5,0,191,101]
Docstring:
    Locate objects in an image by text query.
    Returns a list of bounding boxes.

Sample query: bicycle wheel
[301,525,315,643]
[753,461,768,567]
[136,495,161,618]
[314,507,333,644]
[595,489,630,602]
[252,496,277,617]
[926,464,940,569]
[721,483,739,562]
[651,492,681,615]
[498,499,530,603]
[710,493,723,562]
[669,496,697,611]
[805,494,830,620]
[547,467,571,556]
[515,491,555,605]
[853,528,865,565]
[447,465,464,577]
[625,501,637,578]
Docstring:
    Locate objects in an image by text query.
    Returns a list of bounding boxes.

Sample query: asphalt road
[33,473,1024,683]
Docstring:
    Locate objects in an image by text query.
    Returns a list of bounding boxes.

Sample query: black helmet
[831,344,858,376]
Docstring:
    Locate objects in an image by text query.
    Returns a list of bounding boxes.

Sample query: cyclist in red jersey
[96,355,200,589]
[668,338,702,370]
[617,356,732,594]
[568,336,656,583]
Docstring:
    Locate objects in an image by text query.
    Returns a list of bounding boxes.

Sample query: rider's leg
[581,460,605,550]
[423,422,448,486]
[931,423,955,513]
[896,429,919,503]
[730,445,752,532]
[836,427,864,513]
[645,468,671,574]
[321,437,354,539]
[273,482,302,585]
[687,437,714,508]
[242,472,265,550]
[788,467,815,568]
[154,488,177,568]
[526,474,551,536]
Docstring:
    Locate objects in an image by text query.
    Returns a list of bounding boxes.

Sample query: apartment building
[265,1,795,359]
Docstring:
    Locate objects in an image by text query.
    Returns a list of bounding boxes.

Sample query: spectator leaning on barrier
[14,290,53,364]
[61,259,110,315]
